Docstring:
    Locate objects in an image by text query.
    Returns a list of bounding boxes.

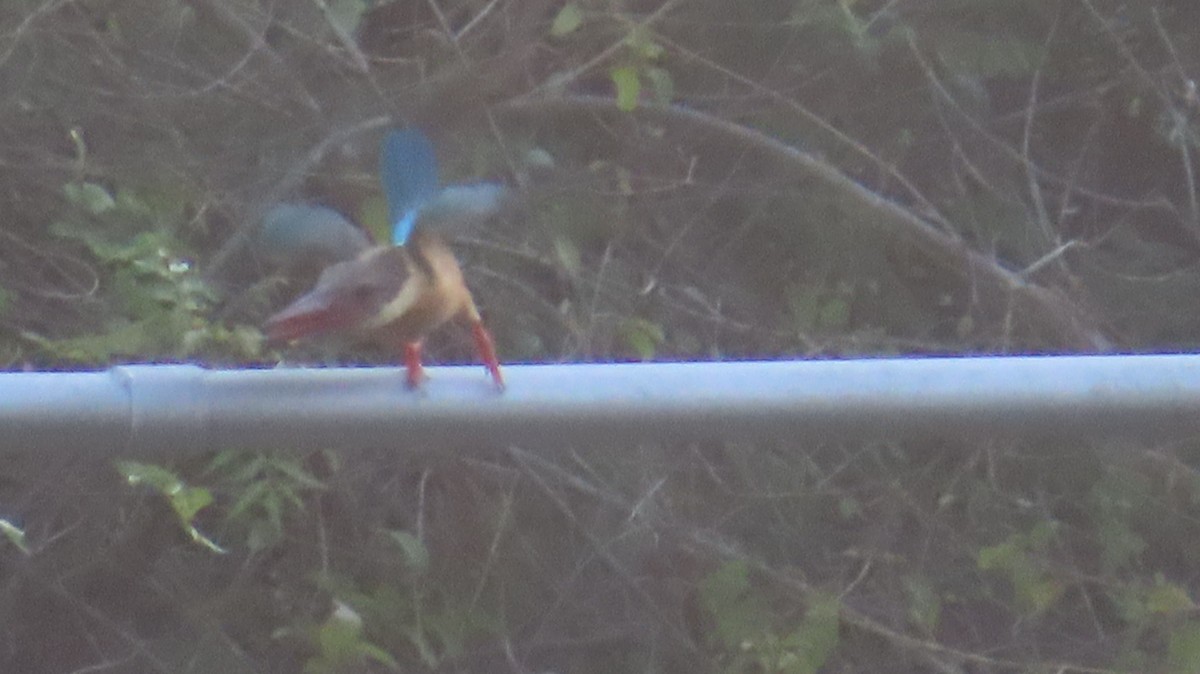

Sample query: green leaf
[0,518,29,555]
[701,560,752,607]
[203,448,247,477]
[1096,516,1147,573]
[247,518,283,552]
[117,461,224,553]
[550,3,583,37]
[309,602,371,672]
[977,540,1013,570]
[552,235,582,276]
[389,530,431,575]
[357,641,401,671]
[837,496,861,519]
[977,530,1062,614]
[326,0,366,36]
[699,561,773,648]
[261,490,284,531]
[278,485,308,514]
[818,297,850,330]
[171,485,213,521]
[113,188,154,220]
[118,460,184,494]
[1148,578,1196,615]
[1027,519,1060,549]
[270,457,327,490]
[50,220,161,265]
[782,595,840,674]
[618,317,665,360]
[624,26,663,60]
[788,283,822,333]
[644,66,674,104]
[904,576,940,632]
[614,165,634,196]
[225,453,269,484]
[611,66,641,111]
[63,182,116,215]
[1020,577,1063,614]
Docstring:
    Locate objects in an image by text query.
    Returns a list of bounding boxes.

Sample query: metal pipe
[3,355,1199,456]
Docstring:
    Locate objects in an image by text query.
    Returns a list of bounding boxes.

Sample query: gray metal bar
[3,355,1200,456]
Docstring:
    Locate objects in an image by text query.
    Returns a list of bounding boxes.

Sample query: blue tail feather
[380,128,509,245]
[380,129,439,245]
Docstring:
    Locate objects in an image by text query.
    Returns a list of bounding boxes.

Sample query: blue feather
[380,128,511,245]
[259,203,370,267]
[380,129,440,245]
[418,183,510,231]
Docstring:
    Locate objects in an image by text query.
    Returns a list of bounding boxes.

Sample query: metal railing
[4,354,1200,455]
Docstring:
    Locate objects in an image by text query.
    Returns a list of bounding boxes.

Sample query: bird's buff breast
[360,239,470,343]
[371,284,464,343]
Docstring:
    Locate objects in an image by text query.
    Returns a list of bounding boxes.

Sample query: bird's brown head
[265,247,415,342]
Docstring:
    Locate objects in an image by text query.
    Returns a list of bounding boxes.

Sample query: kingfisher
[264,129,507,390]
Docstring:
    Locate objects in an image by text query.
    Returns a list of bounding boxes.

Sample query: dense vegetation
[3,0,1200,672]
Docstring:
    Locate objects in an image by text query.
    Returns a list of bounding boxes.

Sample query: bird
[265,128,507,390]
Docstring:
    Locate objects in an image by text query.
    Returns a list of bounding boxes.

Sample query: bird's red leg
[403,341,426,389]
[471,321,505,391]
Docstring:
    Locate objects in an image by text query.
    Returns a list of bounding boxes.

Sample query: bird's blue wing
[380,129,440,245]
[259,203,371,268]
[417,183,510,233]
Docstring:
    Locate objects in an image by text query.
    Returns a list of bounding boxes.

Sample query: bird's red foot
[404,341,427,389]
[472,322,505,391]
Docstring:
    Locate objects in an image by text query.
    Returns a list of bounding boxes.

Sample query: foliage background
[3,0,1200,672]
